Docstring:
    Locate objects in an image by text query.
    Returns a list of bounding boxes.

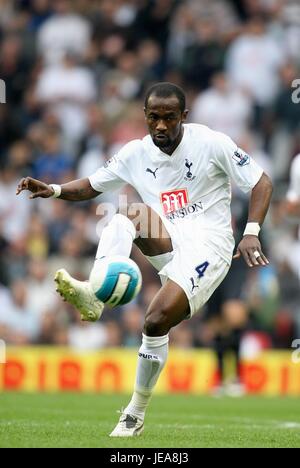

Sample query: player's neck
[160,127,184,156]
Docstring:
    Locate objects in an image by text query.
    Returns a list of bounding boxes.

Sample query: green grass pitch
[0,393,300,448]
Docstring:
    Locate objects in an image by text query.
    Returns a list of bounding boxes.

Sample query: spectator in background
[46,200,71,253]
[282,1,300,66]
[78,104,105,156]
[0,35,29,109]
[25,213,49,259]
[109,102,146,149]
[0,279,40,344]
[137,39,164,87]
[0,163,32,244]
[1,237,28,285]
[167,2,197,72]
[226,16,285,123]
[18,85,42,133]
[37,307,66,344]
[268,63,300,182]
[191,71,253,142]
[122,305,144,347]
[25,258,58,318]
[105,320,123,347]
[282,153,300,282]
[6,140,32,175]
[35,52,97,154]
[133,0,177,49]
[47,230,92,279]
[68,317,107,350]
[37,0,91,65]
[27,0,53,33]
[0,283,13,337]
[180,17,225,91]
[170,321,194,348]
[32,128,72,184]
[0,0,15,28]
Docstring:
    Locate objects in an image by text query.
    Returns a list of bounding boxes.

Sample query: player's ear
[182,109,189,122]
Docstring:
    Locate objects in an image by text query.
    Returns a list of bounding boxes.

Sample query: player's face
[144,95,188,153]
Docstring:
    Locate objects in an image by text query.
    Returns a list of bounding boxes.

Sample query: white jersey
[287,153,300,202]
[89,124,263,265]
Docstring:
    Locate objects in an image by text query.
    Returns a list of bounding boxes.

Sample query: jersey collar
[147,125,188,162]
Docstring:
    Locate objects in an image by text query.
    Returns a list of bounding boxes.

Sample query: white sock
[95,214,136,259]
[124,333,169,420]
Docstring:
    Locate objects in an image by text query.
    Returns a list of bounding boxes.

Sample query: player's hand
[233,235,269,268]
[16,177,54,199]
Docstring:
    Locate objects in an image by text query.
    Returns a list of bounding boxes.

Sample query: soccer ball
[89,256,142,308]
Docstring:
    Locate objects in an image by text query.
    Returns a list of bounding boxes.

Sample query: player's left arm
[233,173,273,267]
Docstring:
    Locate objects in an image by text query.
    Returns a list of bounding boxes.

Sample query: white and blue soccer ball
[89,256,142,308]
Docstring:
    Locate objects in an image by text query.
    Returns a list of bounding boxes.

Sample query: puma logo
[146,167,159,179]
[139,352,159,360]
[190,277,199,293]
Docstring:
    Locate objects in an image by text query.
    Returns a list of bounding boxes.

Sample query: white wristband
[49,184,62,198]
[243,222,261,237]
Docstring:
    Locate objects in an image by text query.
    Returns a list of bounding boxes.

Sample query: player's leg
[110,279,190,437]
[94,202,173,258]
[55,203,173,320]
[127,202,173,257]
[110,246,231,436]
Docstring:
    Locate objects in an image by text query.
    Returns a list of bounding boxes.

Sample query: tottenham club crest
[184,159,196,181]
[232,149,250,166]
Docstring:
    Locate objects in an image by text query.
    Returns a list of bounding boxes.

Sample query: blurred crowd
[0,0,300,352]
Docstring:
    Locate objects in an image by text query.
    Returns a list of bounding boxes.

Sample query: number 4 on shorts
[195,261,209,278]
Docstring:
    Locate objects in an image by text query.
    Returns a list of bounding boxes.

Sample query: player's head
[144,82,188,151]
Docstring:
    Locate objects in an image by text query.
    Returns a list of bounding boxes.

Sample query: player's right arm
[16,141,140,201]
[16,177,100,201]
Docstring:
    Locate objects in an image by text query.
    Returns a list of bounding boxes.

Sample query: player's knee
[144,308,170,336]
[118,203,150,239]
[110,213,136,239]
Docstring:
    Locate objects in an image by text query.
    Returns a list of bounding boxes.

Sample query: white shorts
[146,244,230,318]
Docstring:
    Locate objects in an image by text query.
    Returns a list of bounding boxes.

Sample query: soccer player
[16,82,273,437]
